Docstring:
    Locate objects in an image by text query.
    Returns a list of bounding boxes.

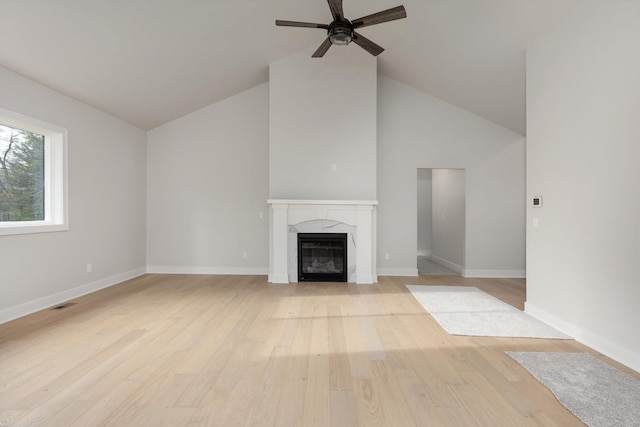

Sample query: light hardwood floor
[1,274,637,426]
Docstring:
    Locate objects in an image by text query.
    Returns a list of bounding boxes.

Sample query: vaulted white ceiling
[0,0,581,134]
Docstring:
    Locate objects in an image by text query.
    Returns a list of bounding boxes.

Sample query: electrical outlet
[384,253,390,260]
[331,163,337,172]
[86,263,93,273]
[258,211,264,219]
[242,252,248,259]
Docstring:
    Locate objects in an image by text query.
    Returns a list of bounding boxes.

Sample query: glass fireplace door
[297,233,347,282]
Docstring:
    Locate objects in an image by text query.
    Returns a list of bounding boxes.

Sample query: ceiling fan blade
[276,20,329,29]
[352,32,385,56]
[312,37,333,58]
[327,0,344,21]
[351,5,407,29]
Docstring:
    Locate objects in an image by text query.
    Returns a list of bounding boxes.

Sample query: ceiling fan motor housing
[328,21,354,45]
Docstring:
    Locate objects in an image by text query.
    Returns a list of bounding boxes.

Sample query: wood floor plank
[327,305,352,391]
[329,390,358,427]
[392,367,449,425]
[302,305,331,427]
[352,378,385,427]
[370,361,417,427]
[1,274,637,426]
[242,344,289,427]
[273,293,312,426]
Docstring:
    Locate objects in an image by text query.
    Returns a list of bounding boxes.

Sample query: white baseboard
[0,267,146,325]
[377,268,419,277]
[463,269,526,278]
[430,255,464,274]
[147,266,269,275]
[355,274,376,284]
[525,302,640,373]
[417,250,432,257]
[268,273,289,284]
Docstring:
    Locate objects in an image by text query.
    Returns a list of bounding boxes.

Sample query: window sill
[0,222,68,236]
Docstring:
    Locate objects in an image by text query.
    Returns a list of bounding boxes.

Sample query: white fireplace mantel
[267,200,378,284]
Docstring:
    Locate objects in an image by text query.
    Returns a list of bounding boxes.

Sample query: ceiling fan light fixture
[328,22,353,45]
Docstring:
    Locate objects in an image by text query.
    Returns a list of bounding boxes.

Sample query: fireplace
[267,200,377,284]
[298,233,347,282]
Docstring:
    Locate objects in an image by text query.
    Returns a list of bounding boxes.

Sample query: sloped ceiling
[0,0,581,134]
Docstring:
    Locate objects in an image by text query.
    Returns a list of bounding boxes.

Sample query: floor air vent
[51,302,77,310]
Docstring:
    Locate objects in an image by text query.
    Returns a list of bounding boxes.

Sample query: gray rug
[507,352,640,427]
[406,285,571,339]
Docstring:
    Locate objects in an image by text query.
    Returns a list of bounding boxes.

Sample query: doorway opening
[417,168,465,276]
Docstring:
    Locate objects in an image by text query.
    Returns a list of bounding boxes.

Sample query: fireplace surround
[267,200,377,284]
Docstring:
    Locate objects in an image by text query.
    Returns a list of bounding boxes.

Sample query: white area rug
[507,352,640,427]
[406,285,571,339]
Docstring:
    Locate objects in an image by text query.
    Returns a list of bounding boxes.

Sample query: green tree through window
[0,124,45,222]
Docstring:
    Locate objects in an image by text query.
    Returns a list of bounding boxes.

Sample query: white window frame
[0,108,68,236]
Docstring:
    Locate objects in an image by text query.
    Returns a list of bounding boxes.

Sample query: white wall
[377,76,526,277]
[269,47,377,200]
[147,83,269,274]
[0,66,147,322]
[432,169,465,272]
[416,169,432,256]
[526,1,640,371]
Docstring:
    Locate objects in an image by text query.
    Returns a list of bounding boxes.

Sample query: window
[0,108,67,235]
[0,124,45,222]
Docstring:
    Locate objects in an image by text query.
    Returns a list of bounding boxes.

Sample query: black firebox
[297,233,347,282]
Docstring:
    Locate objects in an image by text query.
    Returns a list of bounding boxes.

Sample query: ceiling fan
[276,0,407,58]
